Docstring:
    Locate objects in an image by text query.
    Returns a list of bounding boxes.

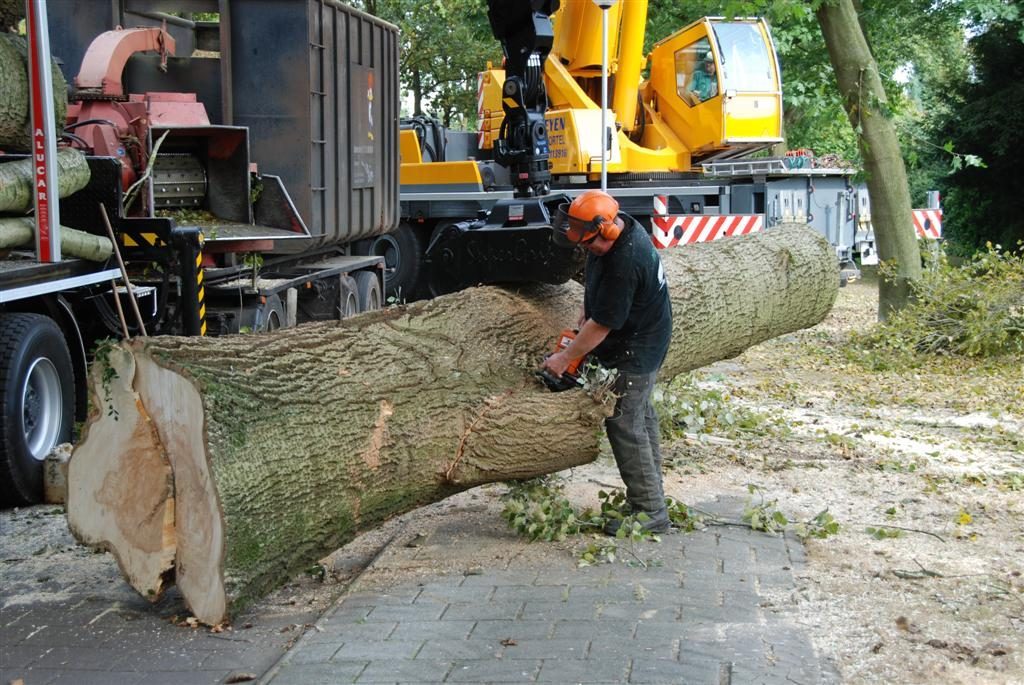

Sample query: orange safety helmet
[553,190,622,248]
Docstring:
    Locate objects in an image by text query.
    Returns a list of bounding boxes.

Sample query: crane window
[675,38,718,106]
[711,22,776,93]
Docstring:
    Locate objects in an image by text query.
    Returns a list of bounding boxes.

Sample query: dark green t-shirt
[584,215,673,373]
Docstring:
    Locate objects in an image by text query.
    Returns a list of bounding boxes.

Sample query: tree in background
[354,0,499,128]
[931,17,1024,251]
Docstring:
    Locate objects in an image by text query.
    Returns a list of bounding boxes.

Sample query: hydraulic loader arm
[485,0,560,197]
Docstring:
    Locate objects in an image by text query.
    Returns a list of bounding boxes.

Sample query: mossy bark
[0,147,90,213]
[68,222,838,625]
[0,32,68,152]
[816,0,921,319]
[0,217,112,260]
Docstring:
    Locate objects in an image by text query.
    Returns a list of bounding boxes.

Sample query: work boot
[603,509,671,536]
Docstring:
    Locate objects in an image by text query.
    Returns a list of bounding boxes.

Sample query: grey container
[47,0,400,252]
[230,0,400,250]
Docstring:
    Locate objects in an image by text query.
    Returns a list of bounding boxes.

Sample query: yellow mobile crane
[382,0,789,297]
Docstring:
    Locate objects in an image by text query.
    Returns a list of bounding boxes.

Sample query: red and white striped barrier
[651,195,763,249]
[912,209,942,239]
[476,72,487,150]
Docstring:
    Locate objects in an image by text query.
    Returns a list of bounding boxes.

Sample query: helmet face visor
[552,203,596,248]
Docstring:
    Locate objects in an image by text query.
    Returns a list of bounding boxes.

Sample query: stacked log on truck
[68,223,839,626]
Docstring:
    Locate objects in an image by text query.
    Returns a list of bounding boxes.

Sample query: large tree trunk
[0,147,91,213]
[0,217,113,260]
[67,223,838,625]
[816,0,921,319]
[0,31,68,152]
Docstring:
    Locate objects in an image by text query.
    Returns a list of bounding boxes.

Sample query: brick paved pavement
[265,496,839,684]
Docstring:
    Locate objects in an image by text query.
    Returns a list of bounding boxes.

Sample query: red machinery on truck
[0,0,401,505]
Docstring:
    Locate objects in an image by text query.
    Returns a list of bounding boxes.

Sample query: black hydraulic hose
[64,118,120,131]
[59,131,91,150]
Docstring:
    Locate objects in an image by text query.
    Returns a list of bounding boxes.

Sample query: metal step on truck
[1,0,400,506]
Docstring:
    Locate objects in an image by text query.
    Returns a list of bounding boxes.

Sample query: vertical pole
[600,6,609,192]
[25,0,61,262]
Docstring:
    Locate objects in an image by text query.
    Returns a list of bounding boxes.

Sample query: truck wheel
[0,314,74,507]
[354,271,382,312]
[241,293,284,333]
[354,223,424,300]
[340,275,359,318]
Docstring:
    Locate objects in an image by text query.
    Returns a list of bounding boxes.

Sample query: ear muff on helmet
[552,191,621,247]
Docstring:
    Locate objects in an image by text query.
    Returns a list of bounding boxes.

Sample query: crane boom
[484,0,559,197]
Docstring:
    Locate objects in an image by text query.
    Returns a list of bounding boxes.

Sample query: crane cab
[647,18,782,162]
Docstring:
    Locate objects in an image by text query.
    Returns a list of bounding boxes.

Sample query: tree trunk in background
[816,0,921,319]
[0,32,68,152]
[67,223,838,626]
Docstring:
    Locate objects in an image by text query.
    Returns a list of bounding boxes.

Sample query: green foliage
[501,476,583,542]
[351,0,500,126]
[793,510,840,540]
[653,375,787,440]
[742,484,789,534]
[665,497,705,532]
[854,243,1024,357]
[932,18,1024,250]
[866,526,905,540]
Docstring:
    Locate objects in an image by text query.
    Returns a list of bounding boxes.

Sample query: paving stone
[333,639,425,660]
[29,645,138,671]
[491,585,570,603]
[500,638,588,660]
[267,660,367,684]
[45,671,146,685]
[415,584,496,604]
[364,603,447,622]
[356,658,452,682]
[631,656,722,683]
[446,658,541,683]
[388,620,475,641]
[537,656,629,682]
[588,637,676,661]
[277,641,341,665]
[596,602,678,622]
[416,638,503,660]
[0,666,60,685]
[311,620,398,642]
[469,619,554,640]
[552,619,636,640]
[533,569,614,586]
[337,590,421,607]
[460,570,539,586]
[520,600,598,621]
[442,600,524,621]
[1,643,52,669]
[567,584,653,603]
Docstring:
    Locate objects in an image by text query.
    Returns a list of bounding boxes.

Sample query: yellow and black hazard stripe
[195,251,207,336]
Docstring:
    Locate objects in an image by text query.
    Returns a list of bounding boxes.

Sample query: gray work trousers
[605,370,668,522]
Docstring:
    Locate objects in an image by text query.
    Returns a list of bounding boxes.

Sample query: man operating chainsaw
[542,189,673,534]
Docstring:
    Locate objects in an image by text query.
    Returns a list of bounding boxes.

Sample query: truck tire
[0,314,74,507]
[354,271,382,313]
[340,275,359,318]
[240,293,284,333]
[354,223,424,300]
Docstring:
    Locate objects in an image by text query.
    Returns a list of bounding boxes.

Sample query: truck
[380,1,941,298]
[0,0,401,506]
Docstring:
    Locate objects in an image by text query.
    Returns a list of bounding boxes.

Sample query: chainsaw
[536,328,589,392]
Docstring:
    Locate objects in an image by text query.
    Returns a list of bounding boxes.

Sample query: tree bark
[0,32,68,153]
[816,0,921,319]
[0,147,92,213]
[67,223,838,625]
[0,217,113,261]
